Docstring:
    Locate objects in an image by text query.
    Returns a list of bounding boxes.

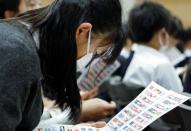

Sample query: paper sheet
[77,58,120,91]
[106,82,190,131]
[35,82,190,131]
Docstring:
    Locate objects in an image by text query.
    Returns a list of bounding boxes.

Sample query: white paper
[35,82,190,131]
[106,81,190,131]
[77,58,120,91]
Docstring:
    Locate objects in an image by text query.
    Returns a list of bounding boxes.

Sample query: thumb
[105,101,116,111]
[104,101,116,116]
[109,101,117,108]
[91,121,106,128]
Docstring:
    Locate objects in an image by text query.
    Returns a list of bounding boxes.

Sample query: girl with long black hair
[0,0,124,130]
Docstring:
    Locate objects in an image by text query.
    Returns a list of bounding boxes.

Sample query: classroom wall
[41,0,191,28]
[41,0,52,6]
[154,0,191,28]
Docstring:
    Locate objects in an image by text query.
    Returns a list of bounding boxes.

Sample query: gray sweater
[0,20,43,131]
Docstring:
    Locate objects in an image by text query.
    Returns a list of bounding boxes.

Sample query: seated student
[183,62,191,93]
[122,2,183,92]
[0,0,27,18]
[112,41,134,83]
[119,26,133,60]
[160,16,185,65]
[173,28,191,69]
[0,0,123,130]
[183,28,191,57]
[172,28,191,79]
[159,16,189,80]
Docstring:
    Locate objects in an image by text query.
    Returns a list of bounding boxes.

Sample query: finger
[104,101,117,115]
[81,91,90,100]
[90,121,106,128]
[88,88,98,99]
[109,101,117,108]
[91,87,98,93]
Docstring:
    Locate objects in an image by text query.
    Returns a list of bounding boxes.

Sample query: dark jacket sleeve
[184,63,191,93]
[0,33,42,131]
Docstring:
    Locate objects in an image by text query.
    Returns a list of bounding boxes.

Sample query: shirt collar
[132,43,160,56]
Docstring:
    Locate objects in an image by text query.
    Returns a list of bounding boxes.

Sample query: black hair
[176,27,191,53]
[14,0,122,121]
[176,42,185,53]
[0,0,20,18]
[167,16,185,53]
[128,2,171,43]
[168,16,184,39]
[182,28,191,43]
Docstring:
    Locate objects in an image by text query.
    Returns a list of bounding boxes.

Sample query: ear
[4,10,16,18]
[76,23,92,59]
[76,23,92,40]
[157,28,165,40]
[158,28,169,41]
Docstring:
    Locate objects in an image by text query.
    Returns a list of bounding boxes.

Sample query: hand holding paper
[35,82,190,131]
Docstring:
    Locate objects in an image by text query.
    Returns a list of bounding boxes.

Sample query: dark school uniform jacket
[0,20,43,131]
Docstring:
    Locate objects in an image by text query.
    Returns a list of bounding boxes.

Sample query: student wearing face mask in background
[160,16,185,65]
[178,28,191,94]
[176,28,191,68]
[159,16,189,79]
[121,2,183,92]
[183,28,191,57]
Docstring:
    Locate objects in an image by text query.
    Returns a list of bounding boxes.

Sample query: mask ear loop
[87,29,92,54]
[165,32,170,46]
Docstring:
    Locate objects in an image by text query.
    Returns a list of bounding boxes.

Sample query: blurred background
[42,0,191,27]
[154,0,191,27]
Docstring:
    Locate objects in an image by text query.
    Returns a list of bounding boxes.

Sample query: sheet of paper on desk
[77,58,120,91]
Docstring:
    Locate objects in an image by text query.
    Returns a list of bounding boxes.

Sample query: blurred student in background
[159,16,188,80]
[183,61,191,93]
[183,28,191,57]
[122,2,183,92]
[98,2,183,113]
[181,28,191,92]
[0,0,27,18]
[25,0,42,10]
[160,16,185,64]
[0,0,44,19]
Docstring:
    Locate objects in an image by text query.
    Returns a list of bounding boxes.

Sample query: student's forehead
[95,39,112,48]
[93,32,113,46]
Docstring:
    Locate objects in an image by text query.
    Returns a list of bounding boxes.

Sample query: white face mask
[77,30,93,72]
[185,49,191,57]
[159,33,170,52]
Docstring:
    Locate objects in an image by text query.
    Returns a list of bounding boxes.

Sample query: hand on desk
[80,98,116,122]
